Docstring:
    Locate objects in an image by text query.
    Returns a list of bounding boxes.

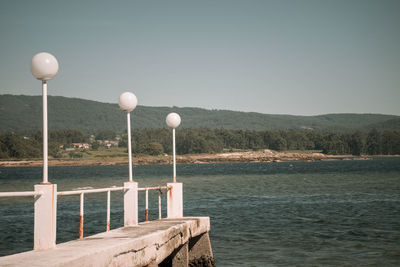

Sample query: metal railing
[58,186,124,239]
[56,185,171,239]
[0,185,172,240]
[0,181,182,251]
[138,186,170,222]
[0,191,43,197]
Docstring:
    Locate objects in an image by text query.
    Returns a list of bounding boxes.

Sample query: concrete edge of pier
[0,217,214,267]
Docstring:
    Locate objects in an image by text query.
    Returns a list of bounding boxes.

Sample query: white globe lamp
[166,112,181,129]
[31,52,59,81]
[118,92,137,113]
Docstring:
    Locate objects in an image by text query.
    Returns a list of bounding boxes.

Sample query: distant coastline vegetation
[1,94,399,160]
[0,128,399,160]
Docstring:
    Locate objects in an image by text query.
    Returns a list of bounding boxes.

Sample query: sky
[0,0,399,116]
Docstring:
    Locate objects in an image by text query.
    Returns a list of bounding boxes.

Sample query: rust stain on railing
[145,189,149,222]
[79,193,84,239]
[158,190,162,220]
[79,215,84,240]
[52,184,56,240]
[107,190,111,232]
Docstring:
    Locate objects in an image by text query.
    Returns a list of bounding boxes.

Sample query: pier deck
[0,217,213,267]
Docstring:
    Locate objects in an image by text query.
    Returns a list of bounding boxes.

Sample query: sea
[0,158,399,266]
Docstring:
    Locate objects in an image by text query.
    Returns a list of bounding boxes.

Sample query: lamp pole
[42,81,48,182]
[31,52,59,250]
[166,113,181,183]
[31,52,59,184]
[127,112,133,181]
[173,127,176,181]
[118,92,138,182]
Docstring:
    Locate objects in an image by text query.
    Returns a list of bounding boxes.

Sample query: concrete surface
[34,183,57,250]
[0,217,212,267]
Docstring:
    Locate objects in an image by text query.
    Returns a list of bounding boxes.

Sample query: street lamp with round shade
[118,92,137,113]
[119,92,138,182]
[166,112,181,129]
[31,52,59,81]
[31,52,59,184]
[166,112,181,182]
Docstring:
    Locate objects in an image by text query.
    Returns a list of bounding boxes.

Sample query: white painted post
[166,113,183,218]
[31,53,59,250]
[34,184,57,250]
[127,112,133,182]
[119,92,138,226]
[124,182,138,226]
[167,183,183,218]
[42,81,48,184]
[173,128,176,183]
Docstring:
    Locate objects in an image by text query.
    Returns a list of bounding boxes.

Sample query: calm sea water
[0,158,400,266]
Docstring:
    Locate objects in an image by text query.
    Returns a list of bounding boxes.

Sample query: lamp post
[31,52,59,184]
[119,92,139,226]
[118,92,138,182]
[166,112,181,183]
[166,113,183,218]
[31,52,59,250]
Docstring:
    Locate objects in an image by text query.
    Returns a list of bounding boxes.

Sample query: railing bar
[0,191,42,197]
[138,186,169,191]
[79,193,84,240]
[0,186,170,197]
[107,190,110,232]
[145,189,149,222]
[158,191,161,220]
[58,187,124,196]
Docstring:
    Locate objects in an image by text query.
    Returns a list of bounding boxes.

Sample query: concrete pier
[0,217,213,267]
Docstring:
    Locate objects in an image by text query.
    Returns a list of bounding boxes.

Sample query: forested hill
[1,94,398,133]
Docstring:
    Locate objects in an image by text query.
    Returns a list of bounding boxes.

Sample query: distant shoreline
[1,151,396,168]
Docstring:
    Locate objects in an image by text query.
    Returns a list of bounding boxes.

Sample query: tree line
[1,128,399,159]
[128,128,399,156]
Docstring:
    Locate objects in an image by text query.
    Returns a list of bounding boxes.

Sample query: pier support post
[124,182,138,226]
[167,183,183,218]
[34,183,57,250]
[172,242,189,266]
[189,233,214,264]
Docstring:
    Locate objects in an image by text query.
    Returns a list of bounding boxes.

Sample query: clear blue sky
[0,0,399,115]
